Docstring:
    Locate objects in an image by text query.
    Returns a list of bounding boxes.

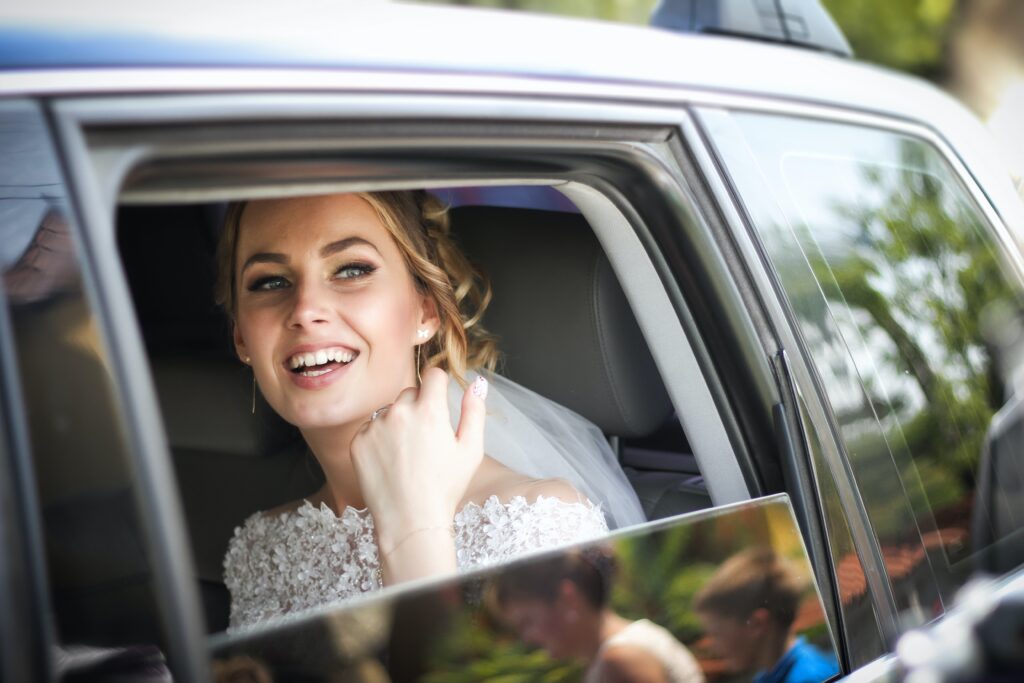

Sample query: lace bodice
[223,495,608,630]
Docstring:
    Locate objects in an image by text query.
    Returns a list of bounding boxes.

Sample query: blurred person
[694,548,838,683]
[492,547,705,683]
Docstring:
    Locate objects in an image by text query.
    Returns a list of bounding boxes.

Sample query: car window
[0,100,171,675]
[209,495,840,683]
[113,184,706,636]
[69,102,757,652]
[700,109,1024,625]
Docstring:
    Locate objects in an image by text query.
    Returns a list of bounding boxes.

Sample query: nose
[286,277,332,329]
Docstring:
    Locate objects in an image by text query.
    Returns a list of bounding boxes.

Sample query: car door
[7,70,893,679]
[691,101,1024,669]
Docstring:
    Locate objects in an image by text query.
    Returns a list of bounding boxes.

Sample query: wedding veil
[448,370,647,530]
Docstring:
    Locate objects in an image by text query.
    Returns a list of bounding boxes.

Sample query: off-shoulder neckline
[261,493,599,523]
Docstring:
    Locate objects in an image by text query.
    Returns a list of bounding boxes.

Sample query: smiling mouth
[287,348,358,377]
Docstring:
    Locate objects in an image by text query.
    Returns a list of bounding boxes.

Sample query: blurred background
[416,0,1024,195]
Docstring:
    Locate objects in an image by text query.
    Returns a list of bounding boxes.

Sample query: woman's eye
[334,263,376,280]
[248,276,289,292]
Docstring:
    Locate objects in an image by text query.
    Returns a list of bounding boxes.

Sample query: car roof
[3,1,1021,241]
[0,1,938,111]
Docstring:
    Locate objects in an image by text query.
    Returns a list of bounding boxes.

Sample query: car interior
[102,185,713,635]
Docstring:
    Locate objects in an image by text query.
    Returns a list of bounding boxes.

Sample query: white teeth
[288,347,357,369]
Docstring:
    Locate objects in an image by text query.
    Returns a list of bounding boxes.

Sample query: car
[2,1,1024,681]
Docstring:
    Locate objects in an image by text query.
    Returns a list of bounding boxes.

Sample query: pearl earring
[417,328,430,339]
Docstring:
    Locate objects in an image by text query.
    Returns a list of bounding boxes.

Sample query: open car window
[114,183,709,635]
[37,95,782,673]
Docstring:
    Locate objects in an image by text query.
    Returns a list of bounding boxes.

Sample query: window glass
[702,110,1024,624]
[209,496,840,683]
[0,100,170,676]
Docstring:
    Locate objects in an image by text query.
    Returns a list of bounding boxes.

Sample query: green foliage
[414,0,658,25]
[820,0,955,78]
[803,140,1019,554]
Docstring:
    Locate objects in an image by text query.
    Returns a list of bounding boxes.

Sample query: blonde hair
[215,191,499,385]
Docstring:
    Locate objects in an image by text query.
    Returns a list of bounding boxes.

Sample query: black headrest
[119,205,301,457]
[151,354,302,457]
[450,206,672,437]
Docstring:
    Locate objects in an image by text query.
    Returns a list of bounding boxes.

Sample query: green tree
[821,0,957,78]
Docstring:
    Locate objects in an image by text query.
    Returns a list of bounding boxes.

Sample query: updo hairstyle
[215,190,499,385]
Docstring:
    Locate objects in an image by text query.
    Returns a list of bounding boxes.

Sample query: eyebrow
[240,237,380,275]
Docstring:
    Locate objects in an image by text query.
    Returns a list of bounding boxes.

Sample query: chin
[268,394,367,431]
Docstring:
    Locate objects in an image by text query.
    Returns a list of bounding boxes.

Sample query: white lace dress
[223,494,609,630]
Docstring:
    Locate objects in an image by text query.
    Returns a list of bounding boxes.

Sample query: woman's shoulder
[465,459,593,509]
[459,460,609,542]
[226,497,322,551]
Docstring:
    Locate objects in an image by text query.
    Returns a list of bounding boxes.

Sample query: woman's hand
[350,367,488,583]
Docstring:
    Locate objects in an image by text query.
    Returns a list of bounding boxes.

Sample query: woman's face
[232,193,437,430]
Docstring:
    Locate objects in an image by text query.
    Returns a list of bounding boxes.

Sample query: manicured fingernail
[471,375,488,400]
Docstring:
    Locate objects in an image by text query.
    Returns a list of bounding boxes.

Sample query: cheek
[350,288,420,352]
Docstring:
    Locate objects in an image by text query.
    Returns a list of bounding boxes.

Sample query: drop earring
[415,344,422,385]
[245,357,255,415]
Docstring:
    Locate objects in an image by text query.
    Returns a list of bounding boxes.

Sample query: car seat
[448,205,710,519]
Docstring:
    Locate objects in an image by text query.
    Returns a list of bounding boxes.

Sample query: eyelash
[248,275,287,292]
[334,262,376,280]
[246,262,376,292]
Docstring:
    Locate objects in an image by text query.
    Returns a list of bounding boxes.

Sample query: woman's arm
[350,368,487,585]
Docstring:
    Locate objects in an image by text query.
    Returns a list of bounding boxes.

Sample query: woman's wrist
[379,523,455,559]
[377,523,458,585]
[374,504,455,548]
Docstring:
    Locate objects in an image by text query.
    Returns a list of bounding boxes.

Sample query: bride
[218,190,645,629]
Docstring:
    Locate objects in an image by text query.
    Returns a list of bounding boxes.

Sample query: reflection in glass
[1,100,170,676]
[490,545,704,682]
[703,110,1024,623]
[694,549,838,683]
[210,496,839,683]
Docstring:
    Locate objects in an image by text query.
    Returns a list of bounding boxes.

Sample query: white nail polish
[472,375,488,400]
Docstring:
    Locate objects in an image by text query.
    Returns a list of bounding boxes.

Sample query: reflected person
[493,547,704,683]
[694,548,838,683]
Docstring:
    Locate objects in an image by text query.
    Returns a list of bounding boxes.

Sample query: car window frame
[42,86,804,660]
